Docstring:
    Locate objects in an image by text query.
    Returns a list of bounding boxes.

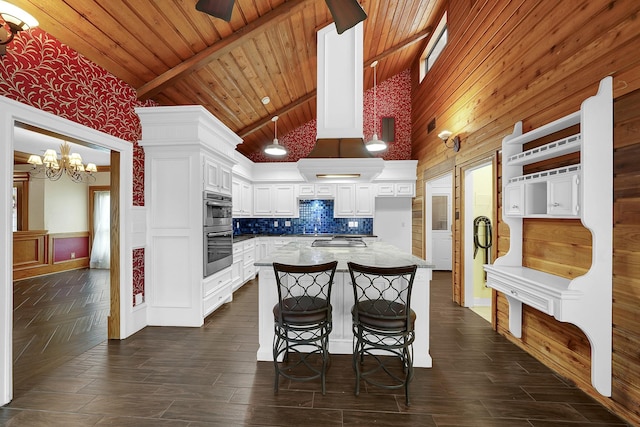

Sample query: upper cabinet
[298,183,336,199]
[484,77,613,397]
[334,184,374,217]
[204,155,232,195]
[376,182,415,197]
[232,178,252,217]
[253,184,297,217]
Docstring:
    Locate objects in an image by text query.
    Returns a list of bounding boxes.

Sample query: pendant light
[366,60,387,152]
[264,115,287,156]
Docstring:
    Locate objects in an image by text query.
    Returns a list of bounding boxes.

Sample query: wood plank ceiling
[9,0,438,159]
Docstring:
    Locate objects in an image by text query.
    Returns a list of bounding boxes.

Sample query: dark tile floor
[1,270,631,426]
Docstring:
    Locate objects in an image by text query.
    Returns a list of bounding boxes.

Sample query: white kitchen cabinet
[253,184,297,217]
[547,172,580,216]
[232,178,252,217]
[137,105,241,328]
[334,184,374,217]
[242,239,256,284]
[298,183,336,199]
[204,155,232,195]
[484,77,612,396]
[335,184,374,217]
[376,182,415,197]
[203,267,233,317]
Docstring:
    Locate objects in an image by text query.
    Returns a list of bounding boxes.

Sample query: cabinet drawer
[233,243,244,255]
[244,264,256,280]
[203,269,232,296]
[203,283,232,316]
[486,274,553,315]
[243,249,255,264]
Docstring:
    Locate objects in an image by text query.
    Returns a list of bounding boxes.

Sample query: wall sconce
[438,130,460,152]
[0,1,39,55]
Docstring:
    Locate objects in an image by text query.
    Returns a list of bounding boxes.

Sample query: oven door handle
[205,200,232,207]
[207,232,232,238]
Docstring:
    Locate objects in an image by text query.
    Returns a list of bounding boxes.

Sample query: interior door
[431,193,452,270]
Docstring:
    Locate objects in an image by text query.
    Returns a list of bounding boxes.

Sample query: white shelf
[506,111,581,146]
[487,77,612,397]
[507,164,581,185]
[507,134,581,166]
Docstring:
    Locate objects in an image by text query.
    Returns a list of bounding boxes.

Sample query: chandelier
[27,141,98,183]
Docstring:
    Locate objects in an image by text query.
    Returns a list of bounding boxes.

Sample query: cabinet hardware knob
[552,202,560,207]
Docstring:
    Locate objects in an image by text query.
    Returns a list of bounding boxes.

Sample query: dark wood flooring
[0,270,630,426]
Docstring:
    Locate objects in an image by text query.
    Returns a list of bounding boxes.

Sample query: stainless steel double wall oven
[203,191,233,277]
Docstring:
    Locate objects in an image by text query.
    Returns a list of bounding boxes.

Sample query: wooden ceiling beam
[237,91,317,138]
[364,25,433,68]
[136,0,315,101]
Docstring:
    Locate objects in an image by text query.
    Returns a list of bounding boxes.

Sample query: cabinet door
[273,185,296,216]
[298,184,315,198]
[548,174,580,216]
[219,165,232,195]
[395,182,415,197]
[335,184,356,216]
[376,183,395,196]
[355,184,374,216]
[504,184,524,217]
[231,180,242,216]
[240,182,252,215]
[315,184,335,198]
[203,157,220,192]
[253,185,272,216]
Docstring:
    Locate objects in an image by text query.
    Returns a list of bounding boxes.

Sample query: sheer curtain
[90,191,110,269]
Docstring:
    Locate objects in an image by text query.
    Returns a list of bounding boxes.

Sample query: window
[420,12,448,82]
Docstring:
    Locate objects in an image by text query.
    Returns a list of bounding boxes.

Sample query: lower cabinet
[203,268,233,317]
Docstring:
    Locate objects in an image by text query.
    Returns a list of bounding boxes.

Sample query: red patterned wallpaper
[132,248,145,305]
[0,29,149,301]
[0,28,154,206]
[249,69,412,162]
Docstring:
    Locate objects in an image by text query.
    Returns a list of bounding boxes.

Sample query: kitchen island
[254,240,434,367]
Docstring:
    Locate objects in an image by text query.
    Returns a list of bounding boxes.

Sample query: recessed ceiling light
[261,96,270,105]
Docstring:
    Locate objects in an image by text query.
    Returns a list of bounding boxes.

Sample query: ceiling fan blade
[195,0,235,22]
[324,0,367,34]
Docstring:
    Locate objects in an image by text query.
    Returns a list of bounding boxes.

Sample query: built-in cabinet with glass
[484,77,613,397]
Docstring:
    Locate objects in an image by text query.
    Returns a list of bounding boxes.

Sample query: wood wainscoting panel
[13,230,47,269]
[13,231,90,280]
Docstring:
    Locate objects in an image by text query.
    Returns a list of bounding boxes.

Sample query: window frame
[420,12,448,82]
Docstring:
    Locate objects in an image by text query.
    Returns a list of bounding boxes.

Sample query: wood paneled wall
[410,0,640,423]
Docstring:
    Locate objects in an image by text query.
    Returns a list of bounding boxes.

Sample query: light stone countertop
[254,241,434,271]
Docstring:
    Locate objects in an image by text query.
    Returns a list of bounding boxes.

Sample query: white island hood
[297,22,385,183]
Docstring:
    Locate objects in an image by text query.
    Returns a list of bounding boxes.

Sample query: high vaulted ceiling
[10,0,438,159]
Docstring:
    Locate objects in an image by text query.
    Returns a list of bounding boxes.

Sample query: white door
[426,174,453,271]
[432,193,452,270]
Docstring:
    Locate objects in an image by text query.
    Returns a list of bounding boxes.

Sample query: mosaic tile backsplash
[234,200,373,235]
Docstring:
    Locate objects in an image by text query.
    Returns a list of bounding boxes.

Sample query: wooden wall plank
[411,0,640,424]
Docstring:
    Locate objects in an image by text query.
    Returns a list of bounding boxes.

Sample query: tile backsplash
[234,199,373,235]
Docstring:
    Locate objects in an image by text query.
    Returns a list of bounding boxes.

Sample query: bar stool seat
[272,261,338,395]
[348,262,418,406]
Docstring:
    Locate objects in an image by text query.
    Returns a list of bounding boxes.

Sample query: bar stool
[347,262,417,406]
[272,261,338,395]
